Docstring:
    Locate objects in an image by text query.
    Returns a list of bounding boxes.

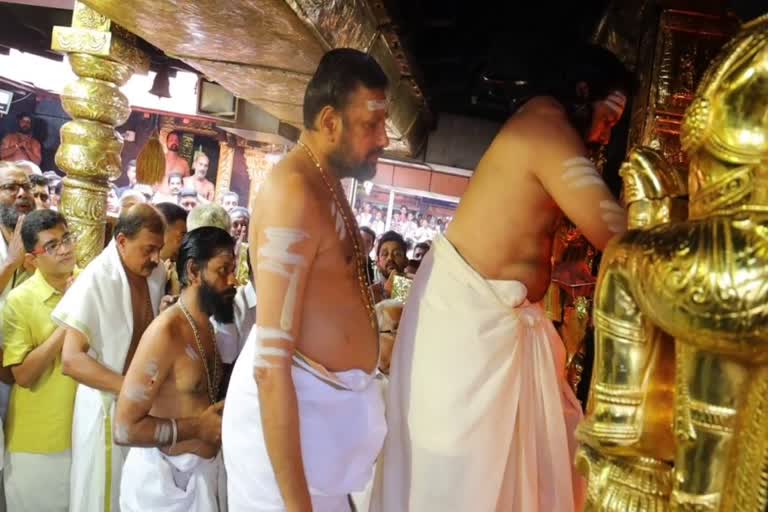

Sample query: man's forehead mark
[367,100,388,111]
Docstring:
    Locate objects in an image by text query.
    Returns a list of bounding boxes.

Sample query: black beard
[0,203,21,230]
[198,278,235,323]
[19,127,32,135]
[327,135,379,181]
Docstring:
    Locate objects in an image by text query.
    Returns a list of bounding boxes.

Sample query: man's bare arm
[113,319,222,447]
[26,139,42,165]
[61,327,124,394]
[252,172,321,512]
[519,107,627,251]
[0,136,16,161]
[10,327,66,389]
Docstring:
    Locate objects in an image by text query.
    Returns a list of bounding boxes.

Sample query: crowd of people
[0,39,631,512]
[354,202,451,246]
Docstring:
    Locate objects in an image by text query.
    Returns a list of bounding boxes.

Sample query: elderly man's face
[0,167,34,227]
[193,155,210,177]
[222,195,238,212]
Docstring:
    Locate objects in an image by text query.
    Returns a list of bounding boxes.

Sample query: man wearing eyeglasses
[2,209,77,512]
[0,162,35,313]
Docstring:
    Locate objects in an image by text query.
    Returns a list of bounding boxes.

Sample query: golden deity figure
[577,15,768,512]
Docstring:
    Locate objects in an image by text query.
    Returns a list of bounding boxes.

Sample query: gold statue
[577,15,768,511]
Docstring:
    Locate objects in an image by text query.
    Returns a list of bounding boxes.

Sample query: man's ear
[185,259,201,284]
[115,232,127,252]
[317,106,342,142]
[23,252,36,271]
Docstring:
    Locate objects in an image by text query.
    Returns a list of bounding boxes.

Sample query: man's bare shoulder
[495,96,583,154]
[257,153,324,216]
[140,308,185,355]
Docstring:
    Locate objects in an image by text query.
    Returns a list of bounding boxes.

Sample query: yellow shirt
[3,269,78,454]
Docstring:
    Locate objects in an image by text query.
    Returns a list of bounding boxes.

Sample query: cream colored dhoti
[370,235,584,512]
[223,328,387,512]
[119,448,226,511]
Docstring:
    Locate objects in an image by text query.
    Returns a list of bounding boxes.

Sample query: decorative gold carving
[73,0,110,31]
[579,16,768,511]
[628,10,739,171]
[52,1,147,266]
[213,142,235,203]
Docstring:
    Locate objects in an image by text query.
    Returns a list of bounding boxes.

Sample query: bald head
[115,203,166,240]
[114,204,166,277]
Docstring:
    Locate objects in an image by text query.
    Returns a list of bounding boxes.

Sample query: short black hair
[155,202,188,226]
[414,242,430,253]
[303,48,389,130]
[359,226,375,240]
[30,174,48,187]
[377,230,406,257]
[166,130,181,142]
[177,226,235,287]
[168,172,183,184]
[16,112,32,121]
[114,204,165,240]
[21,209,67,252]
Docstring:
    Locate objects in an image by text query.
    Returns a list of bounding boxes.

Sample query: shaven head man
[184,152,215,201]
[54,203,168,512]
[371,45,633,511]
[222,48,389,512]
[115,227,236,511]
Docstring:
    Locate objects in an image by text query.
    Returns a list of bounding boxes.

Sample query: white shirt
[214,282,256,364]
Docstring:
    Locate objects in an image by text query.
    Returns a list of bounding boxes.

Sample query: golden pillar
[51,1,148,266]
[213,141,235,204]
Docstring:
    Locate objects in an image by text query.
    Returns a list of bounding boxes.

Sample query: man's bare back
[447,97,623,302]
[251,150,378,373]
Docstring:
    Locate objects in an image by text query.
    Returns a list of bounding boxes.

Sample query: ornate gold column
[213,141,235,204]
[51,1,148,266]
[244,147,273,211]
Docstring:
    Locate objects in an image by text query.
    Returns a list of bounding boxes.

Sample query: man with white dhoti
[55,204,167,511]
[222,48,390,511]
[116,227,237,511]
[371,45,632,511]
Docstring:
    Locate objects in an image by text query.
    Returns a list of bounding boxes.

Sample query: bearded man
[223,48,389,512]
[116,226,237,511]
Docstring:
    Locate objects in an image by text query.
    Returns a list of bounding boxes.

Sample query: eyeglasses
[32,233,74,256]
[0,182,32,194]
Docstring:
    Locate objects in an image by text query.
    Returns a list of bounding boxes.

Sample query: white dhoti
[52,240,166,512]
[70,388,128,512]
[120,448,226,512]
[4,449,70,512]
[223,328,387,512]
[371,235,584,512]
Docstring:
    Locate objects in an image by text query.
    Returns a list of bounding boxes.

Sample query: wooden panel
[430,172,468,197]
[372,162,394,186]
[393,166,430,190]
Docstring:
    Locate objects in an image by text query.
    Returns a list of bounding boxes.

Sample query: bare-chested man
[184,152,215,201]
[54,204,167,511]
[222,48,389,512]
[372,46,632,512]
[165,131,191,178]
[116,226,237,511]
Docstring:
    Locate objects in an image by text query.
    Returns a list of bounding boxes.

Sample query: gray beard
[0,203,20,230]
